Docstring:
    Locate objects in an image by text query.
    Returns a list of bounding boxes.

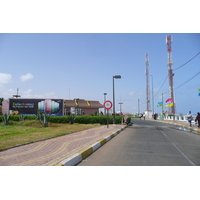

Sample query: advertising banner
[9,98,63,116]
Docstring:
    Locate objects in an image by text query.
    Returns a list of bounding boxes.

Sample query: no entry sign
[104,100,112,110]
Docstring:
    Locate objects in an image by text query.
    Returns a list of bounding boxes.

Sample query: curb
[54,125,128,166]
[150,119,200,134]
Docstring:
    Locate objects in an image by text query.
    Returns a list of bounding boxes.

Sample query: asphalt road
[77,119,200,166]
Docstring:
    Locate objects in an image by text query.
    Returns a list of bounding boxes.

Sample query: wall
[82,108,99,115]
[2,100,9,114]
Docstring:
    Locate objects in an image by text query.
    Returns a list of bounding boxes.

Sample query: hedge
[49,116,69,123]
[7,115,124,125]
[9,115,36,121]
[74,115,123,125]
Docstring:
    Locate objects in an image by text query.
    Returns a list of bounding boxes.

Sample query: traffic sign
[104,100,112,110]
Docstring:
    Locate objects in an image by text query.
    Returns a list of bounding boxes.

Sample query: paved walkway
[0,125,126,166]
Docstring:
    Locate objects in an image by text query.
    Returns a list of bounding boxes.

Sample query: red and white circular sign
[104,100,112,110]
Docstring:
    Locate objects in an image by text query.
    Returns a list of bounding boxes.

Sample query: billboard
[9,98,63,116]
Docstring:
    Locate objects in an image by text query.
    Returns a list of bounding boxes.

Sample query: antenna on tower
[13,88,21,98]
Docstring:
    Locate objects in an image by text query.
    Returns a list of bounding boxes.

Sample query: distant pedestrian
[187,111,193,127]
[139,113,143,120]
[154,113,157,120]
[143,113,145,120]
[195,112,200,128]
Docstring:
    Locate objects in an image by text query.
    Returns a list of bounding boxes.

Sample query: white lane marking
[160,130,196,166]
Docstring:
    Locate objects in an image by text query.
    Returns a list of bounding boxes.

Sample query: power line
[153,52,200,96]
[154,75,168,88]
[153,75,168,97]
[174,52,200,71]
[174,70,200,90]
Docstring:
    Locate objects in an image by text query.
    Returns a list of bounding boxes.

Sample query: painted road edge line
[54,125,128,166]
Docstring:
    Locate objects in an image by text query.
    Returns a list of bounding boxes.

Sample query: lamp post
[103,93,107,115]
[113,75,121,124]
[150,74,154,116]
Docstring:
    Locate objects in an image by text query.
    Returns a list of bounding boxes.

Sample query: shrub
[69,115,74,124]
[1,114,10,125]
[74,115,123,125]
[36,111,50,127]
[126,117,131,124]
[5,115,124,125]
[49,116,69,123]
[9,115,37,121]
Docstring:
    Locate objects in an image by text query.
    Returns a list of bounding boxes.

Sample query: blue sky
[0,33,199,114]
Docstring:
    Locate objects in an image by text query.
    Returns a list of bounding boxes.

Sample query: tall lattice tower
[145,53,151,112]
[166,35,175,114]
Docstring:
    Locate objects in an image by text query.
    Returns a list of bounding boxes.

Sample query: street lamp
[103,93,107,115]
[113,75,121,124]
[150,74,154,116]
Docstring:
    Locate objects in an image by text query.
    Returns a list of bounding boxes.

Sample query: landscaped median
[0,115,125,151]
[54,126,127,166]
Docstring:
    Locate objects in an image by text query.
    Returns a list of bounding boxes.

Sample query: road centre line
[159,130,196,166]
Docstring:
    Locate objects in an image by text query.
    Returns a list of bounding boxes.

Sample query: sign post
[104,100,113,128]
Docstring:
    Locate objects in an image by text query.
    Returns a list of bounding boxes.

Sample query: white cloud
[0,86,58,99]
[0,73,12,84]
[129,91,135,96]
[31,92,57,98]
[21,90,57,98]
[20,73,34,82]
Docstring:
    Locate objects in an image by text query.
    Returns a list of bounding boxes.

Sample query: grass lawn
[0,120,101,151]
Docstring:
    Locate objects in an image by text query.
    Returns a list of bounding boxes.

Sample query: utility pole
[104,93,107,115]
[166,35,175,121]
[118,95,123,113]
[162,93,164,120]
[138,98,140,115]
[113,75,121,124]
[150,74,154,115]
[145,53,151,114]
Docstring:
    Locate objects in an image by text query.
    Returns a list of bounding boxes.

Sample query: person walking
[143,113,146,120]
[195,112,200,128]
[187,111,193,127]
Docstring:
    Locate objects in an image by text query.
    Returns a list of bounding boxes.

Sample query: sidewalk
[147,118,200,134]
[0,124,127,166]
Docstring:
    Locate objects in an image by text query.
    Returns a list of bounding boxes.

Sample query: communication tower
[166,35,175,114]
[145,53,151,112]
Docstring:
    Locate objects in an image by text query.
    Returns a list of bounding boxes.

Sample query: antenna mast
[13,88,21,98]
[166,35,175,115]
[146,53,151,112]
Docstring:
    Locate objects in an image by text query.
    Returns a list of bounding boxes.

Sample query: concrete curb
[149,119,200,134]
[54,125,128,166]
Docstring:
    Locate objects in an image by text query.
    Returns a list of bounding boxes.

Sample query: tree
[0,98,4,106]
